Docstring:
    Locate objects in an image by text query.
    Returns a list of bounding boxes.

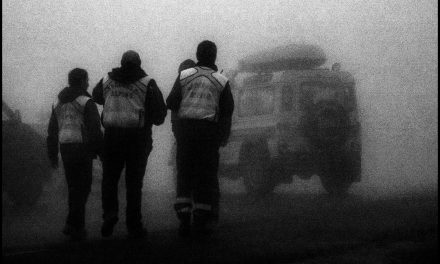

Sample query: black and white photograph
[2,0,438,263]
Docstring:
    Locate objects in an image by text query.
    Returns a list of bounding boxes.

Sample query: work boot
[127,226,148,239]
[193,209,214,235]
[101,219,117,238]
[63,224,87,241]
[175,203,192,237]
[62,224,75,236]
[177,212,191,237]
[70,228,87,241]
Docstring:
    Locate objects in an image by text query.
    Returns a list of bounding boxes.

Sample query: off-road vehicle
[219,44,361,196]
[2,101,51,206]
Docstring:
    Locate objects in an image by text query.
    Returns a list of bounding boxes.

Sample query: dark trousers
[101,129,150,229]
[175,120,221,222]
[60,144,93,229]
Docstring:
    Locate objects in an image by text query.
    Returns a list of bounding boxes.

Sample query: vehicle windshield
[238,87,274,117]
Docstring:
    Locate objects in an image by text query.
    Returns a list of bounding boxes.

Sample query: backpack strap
[71,95,90,115]
[137,76,152,93]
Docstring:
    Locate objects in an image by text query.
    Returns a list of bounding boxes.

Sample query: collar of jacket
[196,62,218,72]
[108,66,147,84]
[58,86,91,104]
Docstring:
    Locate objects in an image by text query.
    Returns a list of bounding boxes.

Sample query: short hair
[178,59,196,73]
[68,68,88,87]
[121,50,141,67]
[196,40,217,64]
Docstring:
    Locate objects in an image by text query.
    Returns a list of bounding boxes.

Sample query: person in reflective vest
[169,59,197,186]
[93,50,167,239]
[167,41,234,236]
[47,68,103,241]
[171,59,196,136]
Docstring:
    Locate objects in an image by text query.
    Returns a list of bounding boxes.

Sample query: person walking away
[47,68,103,241]
[171,59,196,137]
[93,50,167,239]
[166,41,234,236]
[169,59,196,185]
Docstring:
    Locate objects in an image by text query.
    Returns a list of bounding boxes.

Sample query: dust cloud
[2,0,437,250]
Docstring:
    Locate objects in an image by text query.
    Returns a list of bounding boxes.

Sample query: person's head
[121,50,141,68]
[68,68,89,90]
[178,59,196,74]
[196,40,217,65]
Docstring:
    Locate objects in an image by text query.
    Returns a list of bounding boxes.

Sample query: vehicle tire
[239,141,276,197]
[319,172,351,197]
[242,162,276,197]
[318,151,352,196]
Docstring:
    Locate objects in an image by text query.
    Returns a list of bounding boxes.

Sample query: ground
[2,175,438,264]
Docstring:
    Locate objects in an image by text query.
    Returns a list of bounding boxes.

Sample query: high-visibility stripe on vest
[178,66,228,122]
[174,197,192,213]
[102,75,151,128]
[55,95,90,144]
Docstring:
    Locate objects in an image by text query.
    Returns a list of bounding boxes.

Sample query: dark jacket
[166,62,234,145]
[47,86,104,164]
[92,65,167,149]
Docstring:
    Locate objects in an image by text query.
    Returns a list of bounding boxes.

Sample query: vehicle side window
[238,87,274,117]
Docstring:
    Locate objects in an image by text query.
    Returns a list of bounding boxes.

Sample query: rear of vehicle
[277,69,361,195]
[219,44,361,196]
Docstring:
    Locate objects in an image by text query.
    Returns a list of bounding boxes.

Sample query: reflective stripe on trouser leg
[174,197,192,212]
[174,197,192,222]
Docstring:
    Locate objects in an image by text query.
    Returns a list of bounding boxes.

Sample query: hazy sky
[3,0,437,121]
[2,0,438,190]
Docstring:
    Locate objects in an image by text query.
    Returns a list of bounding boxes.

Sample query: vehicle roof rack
[238,44,327,73]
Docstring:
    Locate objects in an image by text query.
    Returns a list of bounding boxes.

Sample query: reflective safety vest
[55,95,90,144]
[102,75,151,128]
[178,66,228,122]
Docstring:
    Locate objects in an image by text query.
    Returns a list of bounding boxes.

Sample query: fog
[2,0,438,246]
[3,0,438,193]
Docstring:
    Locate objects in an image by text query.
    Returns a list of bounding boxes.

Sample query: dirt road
[2,182,437,263]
